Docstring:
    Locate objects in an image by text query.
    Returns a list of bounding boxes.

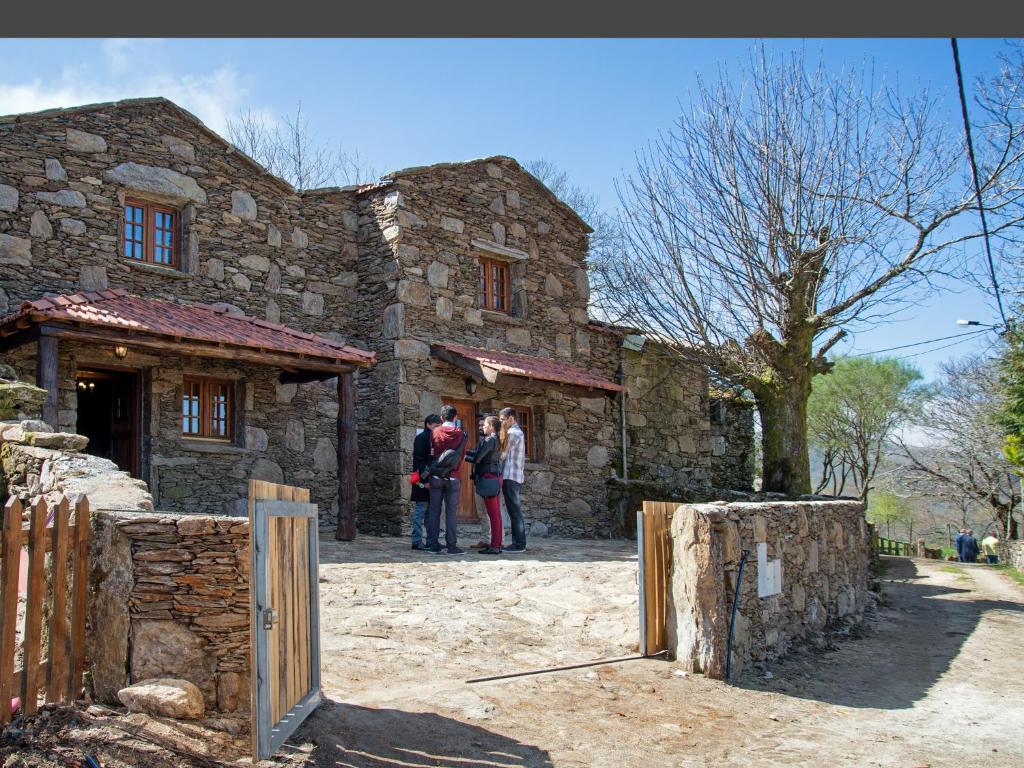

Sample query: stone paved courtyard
[316,534,641,706]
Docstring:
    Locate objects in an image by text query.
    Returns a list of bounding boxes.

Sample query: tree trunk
[755,382,812,496]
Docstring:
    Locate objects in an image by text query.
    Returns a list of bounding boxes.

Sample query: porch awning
[430,341,623,393]
[0,289,376,374]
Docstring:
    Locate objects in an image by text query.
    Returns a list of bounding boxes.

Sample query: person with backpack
[467,414,504,554]
[425,404,468,555]
[409,414,441,550]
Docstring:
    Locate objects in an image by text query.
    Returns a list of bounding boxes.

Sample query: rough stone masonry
[667,499,871,679]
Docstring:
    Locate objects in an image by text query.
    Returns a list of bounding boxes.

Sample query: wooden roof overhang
[430,342,624,399]
[0,290,376,382]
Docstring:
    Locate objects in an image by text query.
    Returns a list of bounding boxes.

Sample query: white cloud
[101,39,161,75]
[0,60,253,137]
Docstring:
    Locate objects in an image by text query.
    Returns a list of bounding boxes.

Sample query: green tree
[808,356,928,503]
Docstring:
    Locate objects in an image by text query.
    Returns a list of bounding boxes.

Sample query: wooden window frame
[478,257,511,314]
[123,197,181,269]
[181,376,234,441]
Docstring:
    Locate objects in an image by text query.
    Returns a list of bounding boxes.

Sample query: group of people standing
[409,404,528,555]
[955,528,1001,564]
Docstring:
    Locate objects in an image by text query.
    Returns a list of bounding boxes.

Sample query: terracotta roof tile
[433,342,622,393]
[3,289,375,368]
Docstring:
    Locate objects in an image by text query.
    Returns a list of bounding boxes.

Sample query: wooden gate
[248,480,321,759]
[0,495,91,724]
[638,501,674,656]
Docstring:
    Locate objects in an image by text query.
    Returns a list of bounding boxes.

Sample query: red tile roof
[1,289,375,368]
[432,342,623,393]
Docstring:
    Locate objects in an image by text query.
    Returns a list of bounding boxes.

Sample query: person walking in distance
[499,406,527,553]
[409,414,441,550]
[426,404,468,555]
[981,530,1000,564]
[955,528,967,562]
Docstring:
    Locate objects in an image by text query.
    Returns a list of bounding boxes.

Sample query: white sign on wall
[757,542,782,597]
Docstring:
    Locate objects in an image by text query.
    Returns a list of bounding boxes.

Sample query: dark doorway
[76,367,140,477]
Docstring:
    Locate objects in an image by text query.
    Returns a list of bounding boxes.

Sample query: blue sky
[0,38,1015,380]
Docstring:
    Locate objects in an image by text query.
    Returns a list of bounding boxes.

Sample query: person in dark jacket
[410,414,441,550]
[962,529,980,563]
[426,404,468,555]
[955,528,967,561]
[468,415,504,554]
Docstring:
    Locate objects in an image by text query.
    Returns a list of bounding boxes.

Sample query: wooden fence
[874,535,913,557]
[0,495,90,725]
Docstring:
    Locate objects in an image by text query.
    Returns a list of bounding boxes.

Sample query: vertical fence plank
[0,498,24,725]
[69,496,90,699]
[21,498,48,716]
[46,497,70,704]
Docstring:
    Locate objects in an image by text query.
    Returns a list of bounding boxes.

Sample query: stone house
[0,97,751,535]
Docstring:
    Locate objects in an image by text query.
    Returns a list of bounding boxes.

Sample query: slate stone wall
[352,159,634,536]
[709,396,756,492]
[668,499,870,678]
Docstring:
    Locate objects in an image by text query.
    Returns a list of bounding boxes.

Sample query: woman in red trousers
[468,415,504,554]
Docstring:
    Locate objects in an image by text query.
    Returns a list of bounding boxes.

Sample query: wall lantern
[113,345,129,360]
[464,377,478,396]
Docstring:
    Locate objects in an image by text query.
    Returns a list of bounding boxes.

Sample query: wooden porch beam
[38,324,357,375]
[36,336,59,429]
[336,371,358,542]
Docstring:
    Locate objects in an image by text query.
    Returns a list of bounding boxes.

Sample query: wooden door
[108,373,138,477]
[249,480,321,760]
[441,398,478,524]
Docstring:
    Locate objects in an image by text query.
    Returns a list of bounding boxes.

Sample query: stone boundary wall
[666,499,870,679]
[91,511,251,713]
[1005,540,1024,571]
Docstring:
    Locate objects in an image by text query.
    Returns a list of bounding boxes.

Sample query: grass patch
[994,564,1024,588]
[939,565,963,574]
[940,547,958,560]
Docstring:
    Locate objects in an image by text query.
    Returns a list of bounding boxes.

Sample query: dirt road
[291,544,1024,768]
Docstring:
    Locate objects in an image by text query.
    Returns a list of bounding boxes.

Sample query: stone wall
[709,395,756,492]
[352,158,643,536]
[666,499,870,679]
[91,512,251,712]
[622,344,711,493]
[1005,540,1024,571]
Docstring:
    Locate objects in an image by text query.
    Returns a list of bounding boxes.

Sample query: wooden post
[0,498,23,725]
[336,371,358,541]
[37,335,59,429]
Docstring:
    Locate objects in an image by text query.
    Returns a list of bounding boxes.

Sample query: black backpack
[424,430,469,480]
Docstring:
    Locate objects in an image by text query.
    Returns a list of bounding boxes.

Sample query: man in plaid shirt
[499,407,527,552]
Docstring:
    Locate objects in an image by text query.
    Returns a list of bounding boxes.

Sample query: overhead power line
[951,38,1008,328]
[850,328,990,357]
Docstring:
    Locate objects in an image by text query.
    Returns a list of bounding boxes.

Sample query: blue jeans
[411,500,428,546]
[502,479,526,549]
[427,475,460,549]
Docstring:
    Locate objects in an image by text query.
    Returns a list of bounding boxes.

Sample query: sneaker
[427,545,445,554]
[447,546,466,555]
[411,543,423,550]
[479,547,503,555]
[502,545,526,553]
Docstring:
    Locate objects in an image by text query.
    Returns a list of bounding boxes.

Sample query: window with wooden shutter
[123,198,180,268]
[478,257,510,313]
[182,376,234,440]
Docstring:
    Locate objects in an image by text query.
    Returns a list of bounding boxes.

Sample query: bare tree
[592,46,1024,495]
[896,356,1020,539]
[227,104,376,191]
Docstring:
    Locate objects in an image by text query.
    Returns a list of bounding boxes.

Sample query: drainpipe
[617,362,628,484]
